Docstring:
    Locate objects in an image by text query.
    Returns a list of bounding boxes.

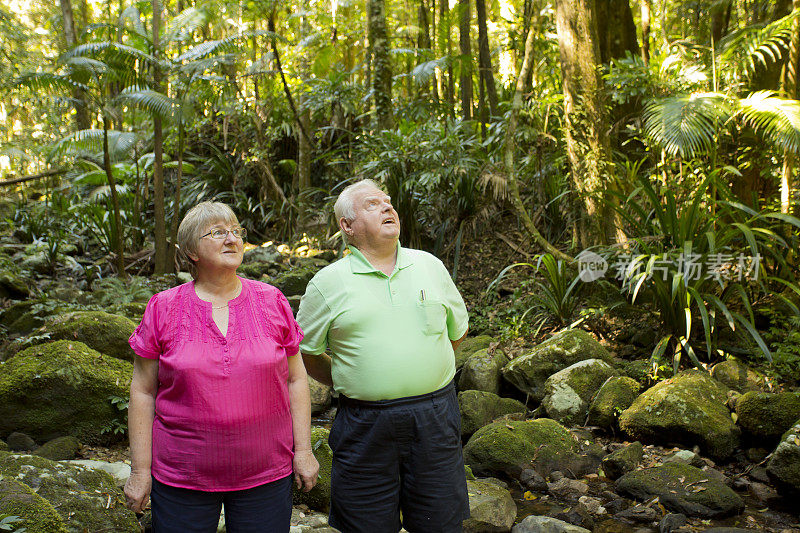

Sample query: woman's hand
[124,470,152,513]
[293,449,320,492]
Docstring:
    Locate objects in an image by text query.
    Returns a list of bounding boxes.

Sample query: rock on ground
[512,515,591,533]
[463,418,585,478]
[292,427,332,512]
[587,376,641,429]
[0,477,68,533]
[36,311,137,361]
[463,478,517,532]
[618,370,740,460]
[0,451,139,532]
[615,462,744,518]
[502,329,612,402]
[32,436,80,461]
[308,377,332,415]
[0,340,132,445]
[459,348,507,395]
[766,419,800,493]
[541,359,617,426]
[710,360,769,393]
[735,391,800,442]
[458,390,526,437]
[455,335,495,371]
[601,441,643,481]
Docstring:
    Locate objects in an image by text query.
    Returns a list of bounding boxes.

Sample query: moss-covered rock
[458,390,526,436]
[618,370,740,460]
[105,302,147,323]
[617,358,657,384]
[766,419,800,493]
[0,340,132,445]
[0,451,138,532]
[292,426,332,512]
[463,479,516,532]
[601,441,643,480]
[237,262,272,280]
[271,266,318,297]
[542,359,617,426]
[0,478,67,533]
[463,418,585,478]
[501,329,612,401]
[35,311,137,361]
[615,462,744,518]
[0,300,46,335]
[32,436,81,461]
[0,270,29,300]
[711,360,769,393]
[459,348,506,394]
[309,377,332,415]
[455,335,495,371]
[0,440,7,452]
[587,376,641,428]
[735,391,800,442]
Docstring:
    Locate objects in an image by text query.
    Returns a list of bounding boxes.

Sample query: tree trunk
[458,0,473,120]
[781,0,800,214]
[475,0,498,118]
[168,123,185,271]
[418,0,431,98]
[504,26,573,263]
[439,0,454,116]
[103,118,126,278]
[60,0,91,130]
[595,0,639,64]
[711,1,732,45]
[641,0,651,63]
[555,0,619,247]
[368,0,393,130]
[152,0,168,274]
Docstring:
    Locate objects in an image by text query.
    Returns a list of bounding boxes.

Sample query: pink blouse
[129,277,303,491]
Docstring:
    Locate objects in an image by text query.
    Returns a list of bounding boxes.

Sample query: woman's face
[192,219,245,274]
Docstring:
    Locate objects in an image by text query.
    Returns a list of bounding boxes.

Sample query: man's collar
[347,241,413,274]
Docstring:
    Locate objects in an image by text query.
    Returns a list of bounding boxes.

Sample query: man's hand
[124,470,152,513]
[293,449,320,492]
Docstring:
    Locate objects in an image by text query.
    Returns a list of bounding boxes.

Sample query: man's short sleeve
[296,281,333,355]
[436,260,469,341]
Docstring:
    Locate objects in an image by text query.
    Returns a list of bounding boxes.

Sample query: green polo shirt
[296,243,469,401]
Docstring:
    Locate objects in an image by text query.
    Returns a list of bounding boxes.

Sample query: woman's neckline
[190,276,248,308]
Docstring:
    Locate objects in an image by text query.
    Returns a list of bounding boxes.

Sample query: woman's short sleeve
[129,293,164,359]
[270,290,304,357]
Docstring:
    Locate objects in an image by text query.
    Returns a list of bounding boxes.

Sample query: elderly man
[296,179,469,533]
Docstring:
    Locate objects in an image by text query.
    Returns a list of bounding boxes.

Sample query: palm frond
[642,92,731,157]
[64,56,108,78]
[49,129,137,162]
[717,11,799,84]
[60,42,157,69]
[118,5,147,39]
[737,90,800,153]
[164,7,210,44]
[411,55,451,86]
[115,86,176,119]
[13,72,90,94]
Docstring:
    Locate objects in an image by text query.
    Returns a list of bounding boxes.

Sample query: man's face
[343,186,400,248]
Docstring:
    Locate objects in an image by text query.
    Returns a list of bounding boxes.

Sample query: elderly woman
[123,201,319,532]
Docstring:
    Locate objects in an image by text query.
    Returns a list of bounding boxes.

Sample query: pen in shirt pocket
[420,289,425,302]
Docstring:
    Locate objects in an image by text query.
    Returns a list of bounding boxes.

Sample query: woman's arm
[287,354,320,492]
[124,356,159,512]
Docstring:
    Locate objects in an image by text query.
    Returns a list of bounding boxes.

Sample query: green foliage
[100,394,129,437]
[0,514,26,533]
[761,310,800,381]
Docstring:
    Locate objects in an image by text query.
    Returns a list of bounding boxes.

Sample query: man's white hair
[334,179,384,222]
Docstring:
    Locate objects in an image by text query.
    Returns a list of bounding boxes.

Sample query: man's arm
[451,329,468,352]
[302,352,333,387]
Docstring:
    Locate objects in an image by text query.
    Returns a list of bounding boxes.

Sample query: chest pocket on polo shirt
[417,299,447,335]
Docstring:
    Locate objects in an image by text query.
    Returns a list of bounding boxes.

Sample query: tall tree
[152,0,168,274]
[458,0,473,120]
[781,0,800,214]
[475,0,498,118]
[595,0,639,64]
[554,0,619,247]
[438,0,454,116]
[368,0,393,130]
[641,0,651,63]
[59,0,91,130]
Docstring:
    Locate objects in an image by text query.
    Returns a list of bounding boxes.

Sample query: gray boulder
[512,515,591,533]
[459,348,506,394]
[308,377,332,415]
[0,340,132,445]
[618,370,740,460]
[710,360,768,393]
[615,462,744,518]
[463,478,517,532]
[502,329,612,401]
[541,359,617,426]
[455,335,495,370]
[586,376,641,428]
[766,419,800,493]
[6,432,37,452]
[33,436,80,461]
[0,451,139,532]
[458,390,526,436]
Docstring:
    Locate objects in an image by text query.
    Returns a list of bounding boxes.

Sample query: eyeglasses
[200,227,247,240]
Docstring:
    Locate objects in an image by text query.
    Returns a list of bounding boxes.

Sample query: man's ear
[339,217,352,236]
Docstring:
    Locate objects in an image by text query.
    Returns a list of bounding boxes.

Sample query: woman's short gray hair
[334,179,383,222]
[177,201,239,278]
